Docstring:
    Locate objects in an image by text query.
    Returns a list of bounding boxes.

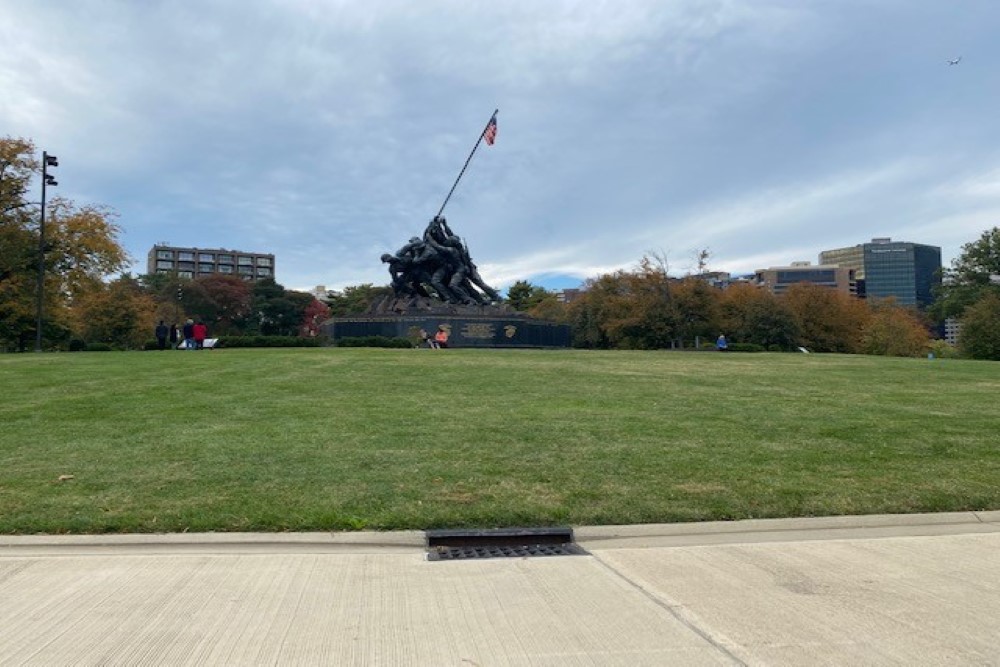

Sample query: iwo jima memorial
[322,110,571,348]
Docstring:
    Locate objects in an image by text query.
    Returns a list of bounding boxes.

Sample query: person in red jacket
[193,320,208,350]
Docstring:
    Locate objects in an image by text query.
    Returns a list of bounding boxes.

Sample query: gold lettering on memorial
[504,325,517,338]
[461,323,496,339]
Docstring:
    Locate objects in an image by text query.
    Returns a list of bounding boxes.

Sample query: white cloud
[3,1,998,293]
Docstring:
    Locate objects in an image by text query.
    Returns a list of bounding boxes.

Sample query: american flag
[483,116,497,145]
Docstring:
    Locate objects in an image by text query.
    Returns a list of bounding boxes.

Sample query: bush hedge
[728,343,765,352]
[216,336,323,348]
[336,336,412,348]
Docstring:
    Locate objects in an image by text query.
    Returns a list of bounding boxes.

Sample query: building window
[177,252,195,261]
[237,256,253,266]
[198,263,214,272]
[198,253,215,262]
[238,265,253,274]
[178,271,194,279]
[177,261,195,271]
[218,265,233,274]
[256,257,272,267]
[156,260,174,269]
[156,250,173,259]
[257,268,271,276]
[218,254,234,263]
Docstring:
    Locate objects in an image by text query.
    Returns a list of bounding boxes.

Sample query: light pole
[34,151,58,352]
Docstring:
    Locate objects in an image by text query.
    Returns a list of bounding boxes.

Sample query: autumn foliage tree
[184,275,254,335]
[72,275,157,349]
[1,137,129,350]
[859,302,931,357]
[300,298,331,337]
[719,283,799,350]
[781,283,871,353]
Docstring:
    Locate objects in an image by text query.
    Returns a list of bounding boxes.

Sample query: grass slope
[1,348,997,533]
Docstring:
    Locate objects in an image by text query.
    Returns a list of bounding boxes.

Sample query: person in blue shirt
[716,334,728,351]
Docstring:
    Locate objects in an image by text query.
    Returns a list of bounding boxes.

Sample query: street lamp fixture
[34,151,58,352]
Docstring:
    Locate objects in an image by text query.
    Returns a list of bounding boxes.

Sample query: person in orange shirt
[433,325,449,349]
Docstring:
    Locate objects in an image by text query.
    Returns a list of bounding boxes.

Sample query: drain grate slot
[426,527,588,561]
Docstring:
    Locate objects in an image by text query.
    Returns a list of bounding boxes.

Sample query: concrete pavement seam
[588,553,748,666]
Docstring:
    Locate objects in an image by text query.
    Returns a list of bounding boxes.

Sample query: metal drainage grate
[426,527,588,561]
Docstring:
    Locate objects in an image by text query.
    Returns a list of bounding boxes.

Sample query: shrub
[85,343,113,352]
[336,336,413,348]
[926,339,959,359]
[860,306,931,357]
[216,336,323,348]
[143,340,160,351]
[69,339,87,352]
[957,293,1000,360]
[728,343,765,352]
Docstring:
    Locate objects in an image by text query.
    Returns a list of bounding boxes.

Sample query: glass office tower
[819,238,941,309]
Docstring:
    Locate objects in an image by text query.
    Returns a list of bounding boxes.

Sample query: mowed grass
[1,348,998,534]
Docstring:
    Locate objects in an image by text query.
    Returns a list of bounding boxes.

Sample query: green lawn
[1,348,997,534]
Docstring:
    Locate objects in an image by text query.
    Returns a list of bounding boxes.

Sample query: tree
[671,277,720,345]
[72,275,157,349]
[526,294,569,323]
[0,138,129,350]
[1,137,38,217]
[249,279,315,336]
[300,298,331,337]
[719,283,798,350]
[323,284,391,317]
[1,138,41,350]
[0,224,38,351]
[782,284,870,353]
[860,302,931,357]
[568,273,627,349]
[932,227,1000,319]
[45,198,129,302]
[957,293,1000,360]
[187,275,253,335]
[569,256,678,349]
[506,280,550,312]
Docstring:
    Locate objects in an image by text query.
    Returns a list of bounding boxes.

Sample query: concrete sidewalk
[2,511,999,665]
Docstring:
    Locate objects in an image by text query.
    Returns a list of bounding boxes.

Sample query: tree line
[527,229,999,360]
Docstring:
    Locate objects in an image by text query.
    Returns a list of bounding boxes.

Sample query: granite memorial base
[322,315,571,348]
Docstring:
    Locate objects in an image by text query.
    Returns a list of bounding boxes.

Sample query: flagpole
[436,109,498,218]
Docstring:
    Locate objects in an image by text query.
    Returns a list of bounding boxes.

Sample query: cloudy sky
[3,1,998,292]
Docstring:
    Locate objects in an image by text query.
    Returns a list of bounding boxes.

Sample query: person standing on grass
[155,320,168,350]
[193,320,208,350]
[434,325,449,349]
[169,323,179,349]
[716,334,728,352]
[182,319,195,350]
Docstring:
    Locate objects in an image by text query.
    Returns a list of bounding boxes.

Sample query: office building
[556,288,584,304]
[147,245,275,281]
[819,238,941,309]
[754,262,856,296]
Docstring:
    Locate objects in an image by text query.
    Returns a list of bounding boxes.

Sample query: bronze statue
[381,216,499,305]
